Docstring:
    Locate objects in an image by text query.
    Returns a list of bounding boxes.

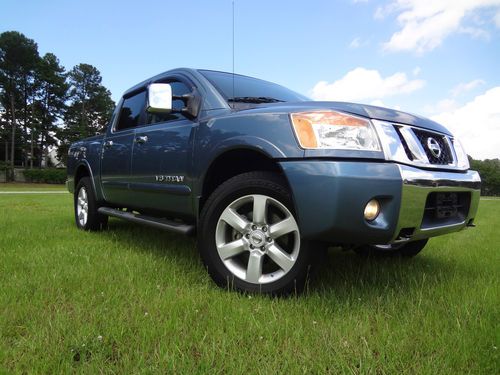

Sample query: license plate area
[422,192,471,229]
[435,192,458,218]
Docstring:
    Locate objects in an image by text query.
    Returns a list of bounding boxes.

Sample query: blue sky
[1,0,499,159]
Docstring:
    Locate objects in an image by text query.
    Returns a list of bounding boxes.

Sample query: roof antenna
[232,0,235,106]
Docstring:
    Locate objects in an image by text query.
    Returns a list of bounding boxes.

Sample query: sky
[1,0,499,159]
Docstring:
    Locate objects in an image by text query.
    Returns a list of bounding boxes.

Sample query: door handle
[103,140,113,148]
[135,135,148,144]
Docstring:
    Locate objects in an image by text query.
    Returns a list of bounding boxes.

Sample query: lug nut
[262,226,268,232]
[245,234,250,239]
[260,246,265,251]
[267,237,272,242]
[250,244,254,249]
[252,225,257,230]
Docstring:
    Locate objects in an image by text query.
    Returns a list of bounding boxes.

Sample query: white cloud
[310,67,425,102]
[370,99,386,107]
[422,98,459,115]
[450,79,485,97]
[349,37,362,48]
[437,98,458,112]
[412,66,421,76]
[432,86,500,159]
[458,26,490,40]
[349,37,370,48]
[374,1,399,19]
[494,10,500,26]
[379,0,500,54]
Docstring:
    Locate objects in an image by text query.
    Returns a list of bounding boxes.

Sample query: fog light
[364,199,380,221]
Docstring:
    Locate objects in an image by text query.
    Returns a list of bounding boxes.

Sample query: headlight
[290,111,381,151]
[452,138,470,169]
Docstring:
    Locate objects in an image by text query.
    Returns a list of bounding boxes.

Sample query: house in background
[42,146,63,168]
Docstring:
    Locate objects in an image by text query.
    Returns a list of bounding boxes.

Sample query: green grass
[0,185,498,374]
[0,182,65,191]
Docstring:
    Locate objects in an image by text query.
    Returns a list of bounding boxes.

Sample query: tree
[59,63,114,162]
[0,31,40,177]
[1,32,116,171]
[1,104,8,164]
[470,157,500,196]
[35,53,68,167]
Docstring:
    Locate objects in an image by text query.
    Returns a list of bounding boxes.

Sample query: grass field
[0,182,65,191]
[0,184,498,374]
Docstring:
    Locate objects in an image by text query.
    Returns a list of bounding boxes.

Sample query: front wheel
[354,239,428,258]
[198,171,318,295]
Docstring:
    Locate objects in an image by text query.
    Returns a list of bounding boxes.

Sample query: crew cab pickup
[67,68,481,295]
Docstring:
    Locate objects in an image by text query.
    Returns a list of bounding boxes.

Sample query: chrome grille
[371,119,469,171]
[395,127,414,161]
[412,128,453,165]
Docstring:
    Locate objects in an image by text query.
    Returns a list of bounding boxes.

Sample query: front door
[129,80,196,218]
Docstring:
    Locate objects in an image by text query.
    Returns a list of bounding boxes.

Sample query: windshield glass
[199,70,308,103]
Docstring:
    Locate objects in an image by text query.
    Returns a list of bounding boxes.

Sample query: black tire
[74,177,108,231]
[354,239,428,258]
[198,171,320,295]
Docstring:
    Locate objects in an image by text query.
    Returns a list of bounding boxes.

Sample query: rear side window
[115,91,146,131]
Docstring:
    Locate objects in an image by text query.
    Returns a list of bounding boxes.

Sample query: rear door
[101,90,146,206]
[129,78,196,217]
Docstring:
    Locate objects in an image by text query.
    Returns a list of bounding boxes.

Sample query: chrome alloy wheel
[76,186,89,227]
[215,194,300,284]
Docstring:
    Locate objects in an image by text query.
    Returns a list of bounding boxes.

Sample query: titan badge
[155,175,185,183]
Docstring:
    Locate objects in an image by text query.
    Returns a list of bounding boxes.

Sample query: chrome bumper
[391,164,481,243]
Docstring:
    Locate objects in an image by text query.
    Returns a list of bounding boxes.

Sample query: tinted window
[116,91,146,131]
[147,80,192,124]
[199,70,308,103]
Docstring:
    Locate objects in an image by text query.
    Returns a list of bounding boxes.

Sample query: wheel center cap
[249,230,265,247]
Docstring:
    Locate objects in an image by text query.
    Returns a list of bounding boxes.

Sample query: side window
[115,91,146,131]
[147,80,192,125]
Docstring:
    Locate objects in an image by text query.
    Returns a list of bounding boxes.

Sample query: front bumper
[279,161,480,245]
[392,164,480,242]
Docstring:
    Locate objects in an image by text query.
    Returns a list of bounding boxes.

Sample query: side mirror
[147,83,172,113]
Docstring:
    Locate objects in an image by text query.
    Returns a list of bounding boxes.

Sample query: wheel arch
[197,147,293,215]
[74,161,100,200]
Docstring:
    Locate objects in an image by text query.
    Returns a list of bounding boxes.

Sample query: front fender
[209,135,288,159]
[192,112,304,197]
[193,136,288,201]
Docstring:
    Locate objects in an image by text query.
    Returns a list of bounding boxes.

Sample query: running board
[98,207,195,235]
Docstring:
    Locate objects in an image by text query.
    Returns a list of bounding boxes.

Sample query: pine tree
[58,63,114,163]
[35,53,68,167]
[0,31,40,177]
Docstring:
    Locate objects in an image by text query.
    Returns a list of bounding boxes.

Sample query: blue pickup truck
[67,68,481,294]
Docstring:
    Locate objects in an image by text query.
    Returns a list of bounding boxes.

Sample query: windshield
[199,70,308,104]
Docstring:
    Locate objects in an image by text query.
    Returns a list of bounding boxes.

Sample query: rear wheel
[354,239,428,258]
[198,171,319,295]
[74,177,108,231]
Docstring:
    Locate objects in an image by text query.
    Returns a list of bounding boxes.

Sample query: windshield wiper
[228,96,285,104]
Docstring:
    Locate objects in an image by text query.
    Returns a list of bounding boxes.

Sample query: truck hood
[237,101,452,135]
